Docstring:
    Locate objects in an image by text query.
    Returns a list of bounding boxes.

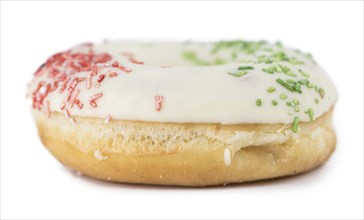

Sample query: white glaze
[28,41,337,124]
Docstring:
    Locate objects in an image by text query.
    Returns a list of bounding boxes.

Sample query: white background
[1,1,363,219]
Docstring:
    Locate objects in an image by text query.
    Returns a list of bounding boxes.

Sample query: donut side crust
[33,109,336,186]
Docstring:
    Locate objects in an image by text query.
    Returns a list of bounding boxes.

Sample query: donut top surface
[28,40,337,128]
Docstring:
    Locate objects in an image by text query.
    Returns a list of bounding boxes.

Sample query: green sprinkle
[272,52,289,62]
[315,98,319,104]
[257,53,304,65]
[314,85,319,92]
[267,87,276,93]
[306,53,314,60]
[227,71,247,77]
[319,88,325,98]
[294,106,300,112]
[238,66,254,71]
[283,69,297,77]
[228,66,254,77]
[294,49,302,54]
[276,78,294,92]
[289,57,304,65]
[275,41,283,48]
[280,93,287,100]
[307,83,314,88]
[214,58,226,65]
[292,116,300,133]
[307,108,315,121]
[272,100,278,106]
[211,40,266,55]
[275,63,297,77]
[293,83,302,93]
[298,69,310,78]
[257,55,274,64]
[292,99,300,105]
[286,101,293,106]
[182,51,210,66]
[231,51,238,60]
[263,48,274,52]
[256,99,262,106]
[262,66,277,74]
[298,79,309,85]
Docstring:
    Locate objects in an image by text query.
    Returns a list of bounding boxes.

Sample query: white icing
[28,41,337,124]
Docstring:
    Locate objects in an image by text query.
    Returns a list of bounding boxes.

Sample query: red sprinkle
[155,95,164,112]
[90,101,97,108]
[32,81,44,96]
[34,63,46,77]
[46,101,51,118]
[48,69,60,78]
[109,72,118,77]
[48,81,58,92]
[112,61,119,67]
[86,73,92,89]
[91,64,98,76]
[89,92,103,102]
[97,74,105,83]
[31,81,49,110]
[30,43,116,114]
[64,109,71,119]
[121,52,134,57]
[119,65,132,73]
[129,57,144,65]
[68,77,79,92]
[66,88,74,102]
[76,100,83,110]
[60,102,66,110]
[69,89,80,108]
[93,53,112,63]
[89,92,103,108]
[105,115,112,124]
[59,78,70,94]
[56,73,67,81]
[64,108,76,123]
[80,42,93,47]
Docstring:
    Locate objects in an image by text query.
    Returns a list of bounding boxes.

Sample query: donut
[27,40,337,186]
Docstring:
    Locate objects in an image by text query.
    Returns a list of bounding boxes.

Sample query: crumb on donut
[224,148,231,166]
[94,150,108,161]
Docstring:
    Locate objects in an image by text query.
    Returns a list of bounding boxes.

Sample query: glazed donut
[28,40,337,186]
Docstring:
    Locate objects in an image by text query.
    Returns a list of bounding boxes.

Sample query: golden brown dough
[33,108,335,186]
